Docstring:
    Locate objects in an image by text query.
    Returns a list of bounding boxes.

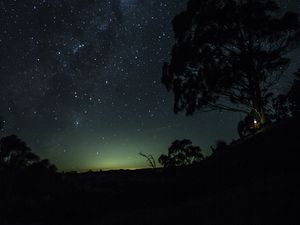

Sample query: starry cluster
[0,0,192,170]
[0,0,177,127]
[1,0,299,171]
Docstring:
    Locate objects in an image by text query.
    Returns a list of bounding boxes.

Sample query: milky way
[1,0,299,171]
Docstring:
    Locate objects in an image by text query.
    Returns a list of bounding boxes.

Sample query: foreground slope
[1,116,300,225]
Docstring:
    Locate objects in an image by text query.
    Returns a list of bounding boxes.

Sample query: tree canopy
[158,139,203,167]
[0,135,40,170]
[0,135,57,172]
[162,0,300,125]
[270,69,300,121]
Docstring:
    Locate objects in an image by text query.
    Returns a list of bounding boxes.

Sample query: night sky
[0,0,299,171]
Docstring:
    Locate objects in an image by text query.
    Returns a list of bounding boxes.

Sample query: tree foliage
[271,94,290,121]
[162,0,300,125]
[269,69,300,121]
[158,139,203,167]
[0,135,40,170]
[0,135,57,172]
[0,135,59,217]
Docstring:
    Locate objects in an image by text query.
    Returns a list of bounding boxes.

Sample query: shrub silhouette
[139,152,156,169]
[159,139,203,167]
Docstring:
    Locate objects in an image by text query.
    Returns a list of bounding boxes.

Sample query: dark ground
[1,116,300,225]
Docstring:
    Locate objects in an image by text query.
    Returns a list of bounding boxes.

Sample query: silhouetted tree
[271,94,291,121]
[139,152,156,169]
[31,158,57,172]
[0,135,57,172]
[162,0,300,126]
[268,69,300,121]
[159,139,203,167]
[0,135,40,170]
[0,135,58,219]
[158,154,170,167]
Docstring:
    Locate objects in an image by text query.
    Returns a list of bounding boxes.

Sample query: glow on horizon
[70,166,152,173]
[49,139,164,172]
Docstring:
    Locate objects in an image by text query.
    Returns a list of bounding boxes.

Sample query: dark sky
[0,0,299,171]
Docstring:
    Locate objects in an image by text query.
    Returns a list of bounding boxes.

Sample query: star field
[1,0,299,171]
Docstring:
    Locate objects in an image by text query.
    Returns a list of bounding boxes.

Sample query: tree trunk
[249,75,267,125]
[252,97,266,125]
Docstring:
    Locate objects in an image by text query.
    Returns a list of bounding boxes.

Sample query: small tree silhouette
[139,152,156,169]
[159,139,203,167]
